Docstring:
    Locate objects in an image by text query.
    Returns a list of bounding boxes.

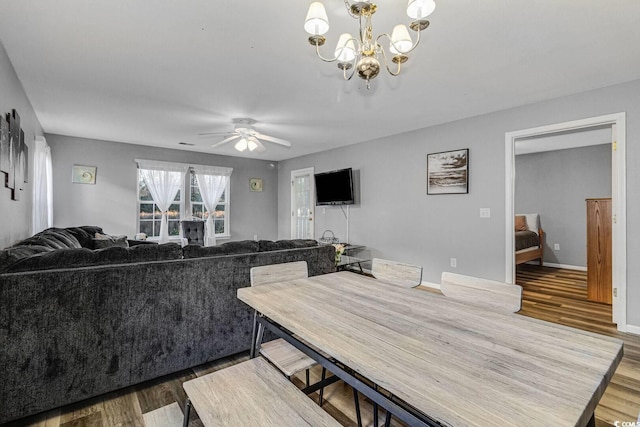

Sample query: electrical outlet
[322,207,326,214]
[253,234,258,241]
[479,208,491,218]
[554,243,560,250]
[450,258,457,268]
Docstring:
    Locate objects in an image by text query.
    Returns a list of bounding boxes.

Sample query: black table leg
[249,311,258,358]
[353,389,362,427]
[182,398,192,427]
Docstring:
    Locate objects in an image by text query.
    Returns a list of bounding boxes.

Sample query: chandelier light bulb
[234,138,248,152]
[304,2,329,35]
[390,25,413,54]
[407,0,436,19]
[335,33,356,62]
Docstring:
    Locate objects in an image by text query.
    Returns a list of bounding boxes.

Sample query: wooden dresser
[586,198,612,304]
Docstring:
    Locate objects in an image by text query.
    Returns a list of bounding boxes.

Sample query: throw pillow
[93,233,129,249]
[514,215,528,232]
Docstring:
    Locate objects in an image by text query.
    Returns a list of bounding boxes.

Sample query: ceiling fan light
[234,138,248,152]
[335,33,356,62]
[390,25,412,54]
[304,2,329,35]
[247,137,258,152]
[407,0,435,19]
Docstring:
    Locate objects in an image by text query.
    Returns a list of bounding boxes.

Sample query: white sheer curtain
[32,136,53,233]
[137,159,189,243]
[193,165,232,246]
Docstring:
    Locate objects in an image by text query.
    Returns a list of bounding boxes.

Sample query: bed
[515,213,544,265]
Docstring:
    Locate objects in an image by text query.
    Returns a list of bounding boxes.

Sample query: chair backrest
[181,220,205,246]
[250,261,309,287]
[440,272,522,314]
[371,258,423,288]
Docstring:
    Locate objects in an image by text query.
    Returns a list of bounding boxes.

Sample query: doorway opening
[505,113,627,331]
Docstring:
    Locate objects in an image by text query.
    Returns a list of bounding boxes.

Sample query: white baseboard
[540,262,587,271]
[626,324,640,336]
[420,281,441,290]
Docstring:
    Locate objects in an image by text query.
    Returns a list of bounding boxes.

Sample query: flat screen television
[314,168,355,205]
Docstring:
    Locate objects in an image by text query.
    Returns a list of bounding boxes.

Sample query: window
[137,162,231,240]
[189,173,229,236]
[138,172,182,238]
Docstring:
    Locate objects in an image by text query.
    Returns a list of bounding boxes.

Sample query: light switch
[480,208,491,218]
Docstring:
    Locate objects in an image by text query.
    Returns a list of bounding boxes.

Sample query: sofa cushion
[66,226,104,249]
[258,239,318,252]
[18,229,82,250]
[182,244,230,259]
[0,245,54,273]
[5,243,183,273]
[126,243,183,262]
[182,240,260,259]
[6,248,95,272]
[93,233,129,249]
[220,240,260,253]
[127,239,158,247]
[88,243,182,265]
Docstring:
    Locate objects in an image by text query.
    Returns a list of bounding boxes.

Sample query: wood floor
[6,265,640,427]
[516,264,640,426]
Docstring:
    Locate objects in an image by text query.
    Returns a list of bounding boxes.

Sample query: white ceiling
[1,1,639,161]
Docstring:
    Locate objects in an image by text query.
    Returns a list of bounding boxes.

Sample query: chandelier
[304,0,436,89]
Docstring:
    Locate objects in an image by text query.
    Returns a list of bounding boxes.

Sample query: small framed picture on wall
[72,165,97,184]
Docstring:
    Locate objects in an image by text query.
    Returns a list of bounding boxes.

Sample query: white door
[291,167,315,239]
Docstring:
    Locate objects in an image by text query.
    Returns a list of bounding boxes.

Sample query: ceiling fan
[199,118,291,153]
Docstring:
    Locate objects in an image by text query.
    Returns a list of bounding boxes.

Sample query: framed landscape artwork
[427,149,469,195]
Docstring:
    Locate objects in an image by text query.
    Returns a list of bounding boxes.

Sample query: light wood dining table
[237,271,623,427]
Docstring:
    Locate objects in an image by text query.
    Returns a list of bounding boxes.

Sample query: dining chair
[250,261,327,406]
[371,258,423,288]
[181,219,205,246]
[440,271,522,314]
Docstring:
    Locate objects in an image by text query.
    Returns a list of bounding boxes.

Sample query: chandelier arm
[379,46,402,77]
[342,63,357,81]
[406,25,423,53]
[314,39,340,63]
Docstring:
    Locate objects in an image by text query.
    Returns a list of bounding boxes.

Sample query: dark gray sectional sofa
[0,226,335,424]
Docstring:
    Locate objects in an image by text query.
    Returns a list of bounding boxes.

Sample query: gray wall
[278,78,640,326]
[0,41,44,248]
[47,134,278,242]
[279,122,509,284]
[515,144,611,267]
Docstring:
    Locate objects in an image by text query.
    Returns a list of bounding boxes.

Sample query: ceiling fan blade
[254,139,267,153]
[211,134,240,148]
[198,131,233,137]
[256,134,291,148]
